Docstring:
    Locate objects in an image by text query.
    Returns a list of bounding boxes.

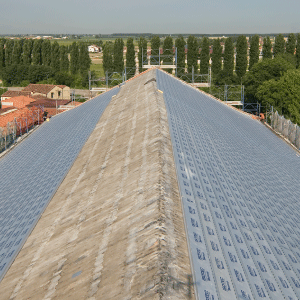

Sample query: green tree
[102,42,113,74]
[12,40,22,65]
[126,37,136,79]
[286,33,296,55]
[70,42,79,75]
[138,37,147,73]
[211,38,222,78]
[273,34,285,57]
[235,35,248,80]
[79,43,91,74]
[175,35,186,76]
[32,39,43,65]
[150,36,160,65]
[187,35,198,73]
[22,39,33,65]
[244,56,295,103]
[249,35,260,70]
[0,39,5,73]
[162,36,173,73]
[50,41,60,73]
[5,39,14,66]
[200,37,209,75]
[113,38,124,73]
[296,33,300,69]
[223,37,234,79]
[59,45,69,73]
[257,69,300,123]
[42,40,51,66]
[262,36,272,59]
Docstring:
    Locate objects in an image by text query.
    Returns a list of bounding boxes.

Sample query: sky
[1,0,299,35]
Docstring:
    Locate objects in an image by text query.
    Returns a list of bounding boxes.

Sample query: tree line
[0,39,91,87]
[102,33,300,123]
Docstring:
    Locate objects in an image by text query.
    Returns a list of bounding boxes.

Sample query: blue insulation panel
[156,69,300,300]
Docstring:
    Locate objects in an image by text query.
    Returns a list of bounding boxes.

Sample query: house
[22,84,71,100]
[1,91,31,101]
[88,45,101,53]
[1,96,35,109]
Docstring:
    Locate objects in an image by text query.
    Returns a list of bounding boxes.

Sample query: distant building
[88,45,101,53]
[1,96,35,109]
[22,84,71,100]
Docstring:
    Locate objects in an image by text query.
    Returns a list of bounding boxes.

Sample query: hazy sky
[1,0,299,35]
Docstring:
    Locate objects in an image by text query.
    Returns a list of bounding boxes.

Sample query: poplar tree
[5,39,14,66]
[296,33,300,68]
[175,35,186,76]
[70,42,79,75]
[0,39,5,74]
[249,35,260,70]
[286,33,296,55]
[138,37,147,73]
[102,42,113,74]
[126,37,136,79]
[78,43,91,75]
[22,39,32,65]
[235,35,248,80]
[223,37,234,79]
[113,38,124,73]
[59,45,69,72]
[187,35,198,73]
[150,36,160,65]
[273,34,285,57]
[200,37,209,74]
[262,36,272,59]
[32,39,43,65]
[211,38,222,78]
[42,40,51,66]
[50,41,60,73]
[163,36,173,73]
[12,40,22,65]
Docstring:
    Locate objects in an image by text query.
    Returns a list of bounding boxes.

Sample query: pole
[159,48,161,66]
[175,47,177,77]
[88,70,91,91]
[192,66,194,84]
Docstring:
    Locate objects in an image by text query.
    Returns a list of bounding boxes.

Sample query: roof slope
[0,87,119,281]
[156,69,300,300]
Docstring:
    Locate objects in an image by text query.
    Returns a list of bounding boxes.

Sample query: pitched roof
[1,90,31,98]
[1,96,35,109]
[26,98,70,108]
[22,84,68,95]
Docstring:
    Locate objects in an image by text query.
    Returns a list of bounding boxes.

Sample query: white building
[88,45,101,53]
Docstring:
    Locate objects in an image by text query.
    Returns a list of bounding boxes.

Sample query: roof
[22,84,67,94]
[1,69,300,299]
[1,95,35,109]
[0,107,32,127]
[26,98,70,108]
[1,90,31,98]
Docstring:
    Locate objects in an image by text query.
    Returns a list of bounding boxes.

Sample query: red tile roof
[1,96,35,109]
[22,84,68,95]
[1,90,31,98]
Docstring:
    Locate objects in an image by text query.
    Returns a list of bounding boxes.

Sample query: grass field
[90,63,105,78]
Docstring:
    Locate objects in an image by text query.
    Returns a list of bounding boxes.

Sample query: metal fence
[0,122,17,153]
[271,111,300,150]
[0,106,44,154]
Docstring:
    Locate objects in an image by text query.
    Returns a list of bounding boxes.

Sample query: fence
[271,111,300,150]
[0,106,44,154]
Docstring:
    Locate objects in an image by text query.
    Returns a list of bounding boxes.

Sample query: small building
[88,45,101,53]
[1,96,35,109]
[22,84,71,100]
[1,91,31,102]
